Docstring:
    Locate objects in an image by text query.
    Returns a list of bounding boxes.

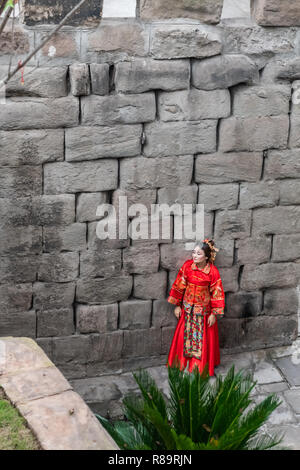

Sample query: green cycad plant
[95,359,286,450]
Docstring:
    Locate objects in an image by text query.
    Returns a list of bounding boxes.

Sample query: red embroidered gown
[166,259,225,377]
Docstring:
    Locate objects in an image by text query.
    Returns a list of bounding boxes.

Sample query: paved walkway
[72,337,300,450]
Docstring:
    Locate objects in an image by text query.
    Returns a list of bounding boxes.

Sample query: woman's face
[192,246,207,264]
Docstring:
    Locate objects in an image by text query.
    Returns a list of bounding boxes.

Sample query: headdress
[202,238,219,263]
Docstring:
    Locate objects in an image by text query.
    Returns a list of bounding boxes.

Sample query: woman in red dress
[166,239,225,377]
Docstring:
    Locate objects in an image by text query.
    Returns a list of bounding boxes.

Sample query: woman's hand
[208,314,216,327]
[174,306,182,319]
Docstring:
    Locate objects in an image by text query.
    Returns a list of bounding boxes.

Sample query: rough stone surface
[198,183,239,210]
[265,150,300,180]
[241,263,299,291]
[38,253,79,282]
[37,309,75,337]
[76,275,133,304]
[232,85,291,117]
[251,0,300,26]
[43,224,86,252]
[76,192,108,223]
[80,249,122,278]
[272,234,300,262]
[89,63,109,95]
[69,63,91,96]
[236,236,272,264]
[140,0,224,23]
[77,304,118,334]
[215,210,252,239]
[264,288,299,316]
[252,207,300,235]
[239,181,279,209]
[119,300,152,330]
[133,271,168,299]
[225,291,263,318]
[192,55,258,90]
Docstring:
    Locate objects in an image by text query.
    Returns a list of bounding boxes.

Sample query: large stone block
[192,55,258,90]
[236,236,272,265]
[43,224,86,252]
[37,30,79,64]
[0,97,79,130]
[215,210,252,239]
[219,115,289,152]
[0,283,32,313]
[150,25,222,59]
[0,255,40,283]
[144,121,217,157]
[88,331,123,363]
[0,66,68,98]
[112,189,157,220]
[37,308,75,337]
[251,0,300,26]
[241,263,299,291]
[119,300,152,330]
[120,156,193,190]
[115,59,190,94]
[232,85,291,117]
[123,244,160,274]
[289,115,300,148]
[218,265,240,293]
[152,299,178,328]
[264,150,300,180]
[140,0,224,23]
[133,271,168,299]
[52,335,90,365]
[279,180,300,206]
[80,249,122,278]
[158,89,230,121]
[89,63,109,95]
[195,152,263,183]
[33,195,76,226]
[0,226,42,255]
[123,327,162,357]
[33,282,75,310]
[44,161,118,194]
[198,183,239,210]
[272,234,300,262]
[0,129,64,166]
[161,326,177,355]
[0,24,31,56]
[65,125,142,161]
[38,253,79,282]
[239,181,279,209]
[0,166,42,197]
[160,243,192,271]
[0,310,36,338]
[88,221,130,251]
[76,192,108,222]
[252,206,300,235]
[69,63,90,96]
[212,238,235,268]
[76,275,133,304]
[76,304,118,334]
[225,291,263,318]
[81,93,155,125]
[264,288,299,316]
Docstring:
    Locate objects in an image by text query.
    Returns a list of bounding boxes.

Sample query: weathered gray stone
[219,115,289,152]
[239,181,279,209]
[0,283,32,313]
[80,249,122,278]
[279,180,300,205]
[212,238,235,268]
[252,206,300,235]
[157,186,197,210]
[252,360,284,384]
[152,299,178,328]
[158,89,230,121]
[218,265,240,293]
[44,161,118,194]
[140,0,224,23]
[0,166,42,197]
[0,66,68,98]
[112,189,157,220]
[69,63,90,96]
[34,195,76,226]
[162,326,177,355]
[198,183,239,210]
[233,85,291,117]
[123,244,160,274]
[0,129,64,166]
[160,243,192,271]
[274,355,300,387]
[236,236,272,264]
[37,308,75,337]
[0,255,40,283]
[129,213,173,245]
[76,304,118,334]
[88,221,130,251]
[225,291,263,318]
[195,152,263,183]
[76,275,133,304]
[0,310,36,338]
[0,97,79,130]
[120,156,193,190]
[265,150,300,180]
[52,335,90,364]
[215,210,251,239]
[89,331,123,363]
[81,93,155,125]
[144,121,217,157]
[173,210,214,244]
[123,328,162,357]
[289,115,300,148]
[133,271,168,299]
[33,282,75,310]
[0,226,42,255]
[119,300,152,330]
[90,63,109,95]
[283,390,300,414]
[150,25,222,59]
[251,0,300,26]
[65,125,142,161]
[38,253,79,282]
[43,224,86,252]
[241,263,299,291]
[264,288,299,316]
[115,59,190,93]
[272,234,300,262]
[76,192,108,222]
[192,55,258,90]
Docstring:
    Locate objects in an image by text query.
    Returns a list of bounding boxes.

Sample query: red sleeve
[210,266,225,316]
[167,262,188,307]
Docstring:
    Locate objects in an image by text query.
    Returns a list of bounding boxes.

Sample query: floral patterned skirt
[166,304,221,377]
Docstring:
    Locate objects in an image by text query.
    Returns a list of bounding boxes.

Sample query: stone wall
[0,1,299,383]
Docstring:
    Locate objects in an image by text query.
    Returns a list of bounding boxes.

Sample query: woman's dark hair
[193,239,215,263]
